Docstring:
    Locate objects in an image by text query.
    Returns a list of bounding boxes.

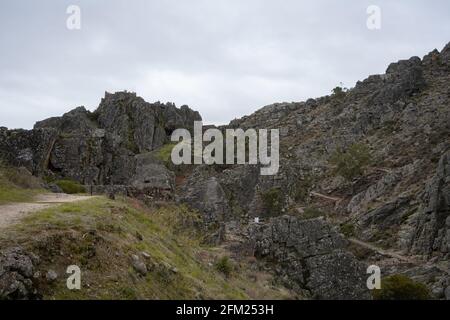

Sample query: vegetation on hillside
[261,187,283,216]
[215,256,233,278]
[331,86,348,100]
[299,207,325,220]
[156,142,178,165]
[54,179,86,194]
[373,274,431,300]
[330,143,371,181]
[0,164,44,204]
[0,196,291,300]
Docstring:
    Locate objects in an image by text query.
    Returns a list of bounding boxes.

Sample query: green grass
[0,166,44,204]
[0,197,253,300]
[261,187,284,216]
[155,143,178,165]
[0,184,42,205]
[54,179,86,194]
[298,207,325,220]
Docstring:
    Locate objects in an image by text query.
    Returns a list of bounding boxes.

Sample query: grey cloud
[0,0,449,128]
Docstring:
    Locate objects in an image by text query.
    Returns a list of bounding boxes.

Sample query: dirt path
[349,237,450,275]
[0,194,96,229]
[309,191,342,202]
[349,238,416,263]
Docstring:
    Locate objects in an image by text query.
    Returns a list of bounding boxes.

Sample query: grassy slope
[0,167,45,205]
[0,196,291,300]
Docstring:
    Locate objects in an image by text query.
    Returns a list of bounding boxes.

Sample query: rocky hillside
[177,42,450,299]
[0,91,201,197]
[1,42,449,300]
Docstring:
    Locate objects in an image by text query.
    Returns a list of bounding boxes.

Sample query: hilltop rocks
[35,106,97,133]
[250,216,371,299]
[95,92,201,154]
[96,92,164,153]
[380,57,426,102]
[0,247,39,300]
[1,91,200,192]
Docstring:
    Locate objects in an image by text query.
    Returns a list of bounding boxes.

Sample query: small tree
[215,256,233,277]
[331,86,347,100]
[330,143,371,181]
[261,188,283,216]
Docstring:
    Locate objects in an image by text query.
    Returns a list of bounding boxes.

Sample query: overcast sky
[0,0,449,129]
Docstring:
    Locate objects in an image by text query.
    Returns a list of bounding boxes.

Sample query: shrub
[373,275,431,300]
[55,179,86,194]
[300,207,325,220]
[261,188,283,215]
[292,176,313,203]
[340,223,355,237]
[2,167,42,189]
[330,143,371,181]
[215,256,233,278]
[331,86,347,99]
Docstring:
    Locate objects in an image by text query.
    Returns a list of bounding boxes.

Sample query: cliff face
[0,43,449,299]
[1,91,201,193]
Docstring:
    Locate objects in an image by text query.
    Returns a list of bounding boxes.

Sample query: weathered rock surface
[250,216,371,299]
[0,247,38,300]
[131,254,148,276]
[193,43,450,261]
[177,166,231,224]
[0,91,201,197]
[0,127,58,176]
[1,42,450,300]
[407,150,450,260]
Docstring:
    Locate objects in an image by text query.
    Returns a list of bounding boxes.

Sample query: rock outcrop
[0,247,39,300]
[174,42,450,297]
[407,150,450,260]
[0,91,201,197]
[1,42,450,300]
[250,216,371,299]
